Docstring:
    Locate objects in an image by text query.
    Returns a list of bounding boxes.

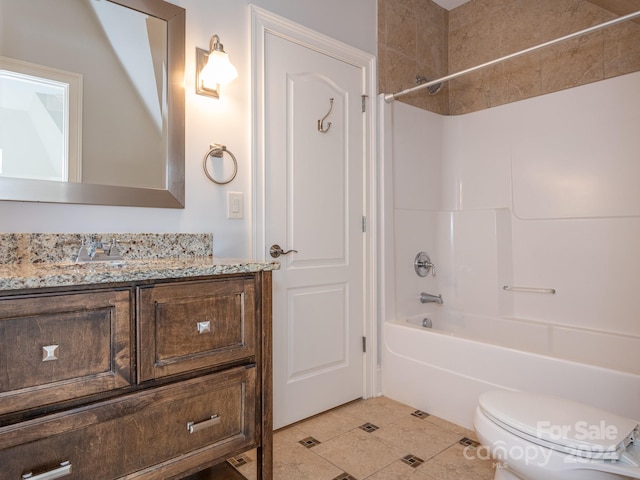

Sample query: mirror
[0,0,185,208]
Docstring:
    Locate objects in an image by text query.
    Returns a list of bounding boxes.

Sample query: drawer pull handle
[197,321,211,334]
[22,461,72,480]
[42,345,59,362]
[187,414,221,434]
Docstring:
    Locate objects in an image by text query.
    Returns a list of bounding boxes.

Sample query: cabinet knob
[197,321,211,334]
[42,345,59,362]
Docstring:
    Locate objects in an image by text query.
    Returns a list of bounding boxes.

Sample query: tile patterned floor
[229,396,495,480]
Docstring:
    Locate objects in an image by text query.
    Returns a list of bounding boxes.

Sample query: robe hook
[317,98,334,133]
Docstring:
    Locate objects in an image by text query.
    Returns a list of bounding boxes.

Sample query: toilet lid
[478,390,639,460]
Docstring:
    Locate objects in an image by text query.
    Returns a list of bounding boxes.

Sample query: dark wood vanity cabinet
[0,272,273,480]
[137,278,257,382]
[0,289,132,416]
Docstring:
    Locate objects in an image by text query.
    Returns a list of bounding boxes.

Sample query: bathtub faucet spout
[420,292,443,304]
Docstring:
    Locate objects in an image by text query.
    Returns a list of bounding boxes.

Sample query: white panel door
[264,32,365,429]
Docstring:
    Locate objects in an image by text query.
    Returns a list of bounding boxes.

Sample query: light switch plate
[227,192,243,219]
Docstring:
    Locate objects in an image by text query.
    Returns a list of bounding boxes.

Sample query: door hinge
[361,94,368,113]
[362,216,367,233]
[362,336,367,353]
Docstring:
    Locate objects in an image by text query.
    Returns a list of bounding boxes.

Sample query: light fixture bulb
[199,35,238,90]
[196,34,238,98]
[200,49,238,87]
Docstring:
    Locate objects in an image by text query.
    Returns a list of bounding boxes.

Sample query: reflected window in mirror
[0,58,81,183]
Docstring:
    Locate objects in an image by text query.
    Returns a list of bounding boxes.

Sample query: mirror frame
[0,0,186,208]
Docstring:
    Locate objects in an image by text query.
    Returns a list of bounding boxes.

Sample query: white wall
[388,71,640,351]
[0,0,377,258]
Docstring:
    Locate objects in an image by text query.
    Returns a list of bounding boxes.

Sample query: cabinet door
[0,289,131,415]
[137,277,257,381]
[0,366,256,480]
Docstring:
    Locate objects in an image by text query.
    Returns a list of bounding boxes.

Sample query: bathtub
[381,312,640,430]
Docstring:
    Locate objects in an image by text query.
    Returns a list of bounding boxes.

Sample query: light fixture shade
[200,50,238,88]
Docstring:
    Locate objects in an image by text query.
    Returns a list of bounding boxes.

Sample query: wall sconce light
[196,34,238,98]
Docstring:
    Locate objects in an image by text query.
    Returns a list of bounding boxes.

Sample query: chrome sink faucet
[420,292,443,304]
[76,239,123,262]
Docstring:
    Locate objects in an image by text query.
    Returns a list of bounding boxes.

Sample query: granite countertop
[0,257,280,291]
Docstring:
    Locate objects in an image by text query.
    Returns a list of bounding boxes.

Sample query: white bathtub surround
[380,71,640,429]
[401,312,640,377]
[383,319,640,430]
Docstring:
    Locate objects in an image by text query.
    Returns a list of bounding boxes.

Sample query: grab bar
[503,286,556,294]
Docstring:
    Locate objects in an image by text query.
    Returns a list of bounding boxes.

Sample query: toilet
[473,390,640,480]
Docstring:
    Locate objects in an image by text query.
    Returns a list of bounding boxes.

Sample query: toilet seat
[478,391,640,464]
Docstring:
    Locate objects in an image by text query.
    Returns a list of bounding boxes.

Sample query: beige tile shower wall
[378,0,640,115]
[378,0,449,114]
[448,0,640,114]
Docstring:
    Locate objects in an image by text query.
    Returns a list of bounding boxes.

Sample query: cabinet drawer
[137,278,256,381]
[0,366,256,480]
[0,289,131,415]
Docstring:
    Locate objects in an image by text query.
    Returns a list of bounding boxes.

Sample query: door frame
[250,5,378,400]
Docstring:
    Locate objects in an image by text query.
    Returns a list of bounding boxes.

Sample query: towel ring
[203,143,238,185]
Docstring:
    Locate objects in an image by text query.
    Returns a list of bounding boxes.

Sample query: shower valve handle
[414,252,436,277]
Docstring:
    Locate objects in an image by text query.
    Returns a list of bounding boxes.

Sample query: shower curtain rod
[384,10,640,103]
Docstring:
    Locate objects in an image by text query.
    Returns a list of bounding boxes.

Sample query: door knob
[270,244,298,258]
